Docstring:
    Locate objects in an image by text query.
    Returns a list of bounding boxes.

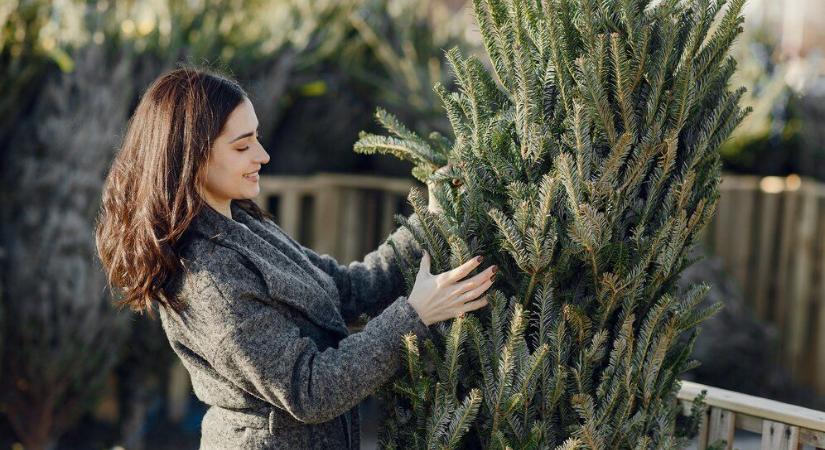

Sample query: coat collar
[188,200,349,338]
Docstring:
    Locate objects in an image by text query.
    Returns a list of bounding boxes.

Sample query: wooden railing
[679,381,825,449]
[255,173,825,397]
[254,173,418,263]
[702,173,825,394]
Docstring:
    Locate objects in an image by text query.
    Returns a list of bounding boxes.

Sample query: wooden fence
[701,173,825,394]
[254,173,417,264]
[679,380,825,449]
[256,172,825,395]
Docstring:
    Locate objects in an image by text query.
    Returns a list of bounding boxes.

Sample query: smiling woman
[199,96,270,219]
[95,66,275,315]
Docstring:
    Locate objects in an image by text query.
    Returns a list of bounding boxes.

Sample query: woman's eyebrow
[229,125,260,143]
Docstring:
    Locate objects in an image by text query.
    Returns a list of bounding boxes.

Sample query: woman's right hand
[407,252,496,326]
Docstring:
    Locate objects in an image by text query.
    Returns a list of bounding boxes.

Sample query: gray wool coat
[158,200,430,449]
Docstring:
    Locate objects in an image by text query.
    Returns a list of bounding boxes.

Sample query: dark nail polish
[492,266,498,273]
[476,256,484,263]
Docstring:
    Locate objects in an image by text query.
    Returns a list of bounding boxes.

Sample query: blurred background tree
[718,24,825,180]
[718,28,803,175]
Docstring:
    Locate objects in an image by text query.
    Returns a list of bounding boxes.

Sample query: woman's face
[199,97,270,215]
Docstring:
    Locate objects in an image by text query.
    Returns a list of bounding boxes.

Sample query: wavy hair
[95,66,272,316]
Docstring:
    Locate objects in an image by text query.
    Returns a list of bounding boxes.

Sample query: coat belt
[209,405,302,435]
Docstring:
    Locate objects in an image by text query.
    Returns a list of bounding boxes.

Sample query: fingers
[458,296,489,316]
[457,277,494,304]
[451,265,497,296]
[441,255,484,284]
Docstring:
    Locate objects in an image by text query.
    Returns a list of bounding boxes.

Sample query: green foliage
[0,1,57,142]
[0,0,354,143]
[355,108,452,183]
[363,0,749,447]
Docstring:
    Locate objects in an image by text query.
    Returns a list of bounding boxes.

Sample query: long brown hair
[95,65,272,316]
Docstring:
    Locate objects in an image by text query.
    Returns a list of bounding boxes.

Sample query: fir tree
[355,0,750,448]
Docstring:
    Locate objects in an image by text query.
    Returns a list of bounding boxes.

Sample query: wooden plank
[775,177,800,343]
[258,172,415,195]
[799,427,825,448]
[340,189,362,264]
[817,198,825,395]
[736,412,765,434]
[759,420,784,450]
[258,175,311,193]
[754,189,782,320]
[361,190,377,253]
[278,190,301,239]
[728,186,756,298]
[381,193,399,237]
[761,421,800,450]
[314,188,341,258]
[678,381,825,432]
[725,173,763,190]
[708,407,736,449]
[787,423,801,449]
[312,172,416,193]
[714,178,734,261]
[697,406,711,450]
[820,261,825,394]
[786,183,818,379]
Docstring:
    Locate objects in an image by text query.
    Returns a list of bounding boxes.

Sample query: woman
[95,66,496,449]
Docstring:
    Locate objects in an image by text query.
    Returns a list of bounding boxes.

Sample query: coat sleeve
[285,213,424,323]
[205,269,430,425]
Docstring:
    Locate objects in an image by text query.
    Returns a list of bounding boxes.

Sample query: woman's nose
[257,145,270,164]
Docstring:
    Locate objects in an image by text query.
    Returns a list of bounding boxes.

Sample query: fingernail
[491,266,498,273]
[476,256,484,263]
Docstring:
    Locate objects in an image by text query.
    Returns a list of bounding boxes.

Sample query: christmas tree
[354,0,749,447]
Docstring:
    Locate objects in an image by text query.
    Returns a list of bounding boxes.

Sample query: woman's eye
[238,133,259,150]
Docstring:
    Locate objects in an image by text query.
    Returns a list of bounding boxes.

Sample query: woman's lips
[244,172,259,181]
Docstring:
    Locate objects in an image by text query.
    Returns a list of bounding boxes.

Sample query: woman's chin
[240,187,260,199]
